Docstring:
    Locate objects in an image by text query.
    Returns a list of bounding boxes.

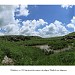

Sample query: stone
[2,55,14,65]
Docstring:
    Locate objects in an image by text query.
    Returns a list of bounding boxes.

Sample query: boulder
[2,55,14,65]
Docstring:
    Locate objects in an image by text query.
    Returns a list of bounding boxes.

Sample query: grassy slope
[0,33,75,65]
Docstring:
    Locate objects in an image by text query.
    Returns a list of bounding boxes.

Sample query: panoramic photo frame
[0,0,75,75]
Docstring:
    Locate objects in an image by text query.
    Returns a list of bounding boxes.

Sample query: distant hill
[65,32,75,36]
[62,32,75,40]
[0,35,42,41]
[0,32,75,41]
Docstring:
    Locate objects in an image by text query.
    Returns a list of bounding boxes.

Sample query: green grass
[0,32,75,65]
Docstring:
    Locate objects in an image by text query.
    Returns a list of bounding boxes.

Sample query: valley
[0,32,75,65]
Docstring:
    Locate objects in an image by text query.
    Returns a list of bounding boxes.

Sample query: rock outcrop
[2,55,14,65]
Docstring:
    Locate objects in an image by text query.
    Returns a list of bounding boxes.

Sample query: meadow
[0,32,75,65]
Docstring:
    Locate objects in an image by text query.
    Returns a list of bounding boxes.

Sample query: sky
[0,5,75,37]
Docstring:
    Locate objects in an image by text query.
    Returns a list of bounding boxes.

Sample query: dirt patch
[35,45,71,53]
[35,45,53,52]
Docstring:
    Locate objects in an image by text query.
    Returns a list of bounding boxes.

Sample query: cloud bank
[0,5,15,26]
[0,5,72,37]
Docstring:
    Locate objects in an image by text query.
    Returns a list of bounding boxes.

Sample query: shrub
[1,47,11,58]
[48,41,68,50]
[44,50,54,55]
[59,53,75,65]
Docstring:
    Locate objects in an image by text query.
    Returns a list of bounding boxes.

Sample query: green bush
[1,47,11,58]
[48,40,68,50]
[44,50,54,55]
[58,53,75,65]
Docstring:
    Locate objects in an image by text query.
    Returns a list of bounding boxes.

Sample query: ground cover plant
[0,32,75,65]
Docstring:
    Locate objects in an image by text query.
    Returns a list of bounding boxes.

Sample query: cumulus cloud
[15,5,29,16]
[61,5,73,9]
[0,18,47,36]
[67,16,75,31]
[67,24,74,29]
[19,19,47,36]
[71,16,75,24]
[1,19,19,35]
[38,20,69,37]
[0,5,69,37]
[0,5,30,35]
[0,5,17,35]
[2,23,20,35]
[0,18,69,37]
[0,5,15,26]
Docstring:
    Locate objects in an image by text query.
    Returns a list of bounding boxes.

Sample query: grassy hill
[65,32,75,36]
[0,32,75,65]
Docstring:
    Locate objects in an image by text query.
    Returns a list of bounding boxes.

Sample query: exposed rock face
[2,55,14,65]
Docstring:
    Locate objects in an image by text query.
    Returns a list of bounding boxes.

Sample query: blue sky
[15,5,74,24]
[0,5,75,37]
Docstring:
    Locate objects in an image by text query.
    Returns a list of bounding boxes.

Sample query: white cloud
[71,16,75,24]
[37,19,48,25]
[15,5,29,16]
[1,19,69,37]
[0,5,69,37]
[61,5,73,9]
[67,16,75,31]
[0,5,30,35]
[38,20,69,37]
[0,5,15,26]
[0,19,47,36]
[67,24,74,28]
[2,20,20,35]
[20,19,47,36]
[0,5,15,35]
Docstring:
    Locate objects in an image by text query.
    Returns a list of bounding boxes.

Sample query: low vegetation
[0,32,75,65]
